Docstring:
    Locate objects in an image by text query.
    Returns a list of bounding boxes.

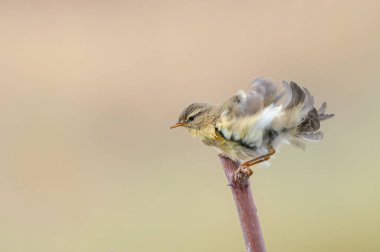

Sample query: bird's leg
[234,144,276,184]
[241,144,275,167]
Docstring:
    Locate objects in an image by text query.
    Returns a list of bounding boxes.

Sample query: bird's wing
[216,79,324,147]
[249,77,279,106]
[215,77,282,147]
[216,102,283,148]
[219,77,279,118]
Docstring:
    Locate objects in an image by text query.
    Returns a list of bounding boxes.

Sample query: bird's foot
[233,165,253,186]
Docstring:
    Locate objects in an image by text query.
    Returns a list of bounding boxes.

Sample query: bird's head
[170,103,213,133]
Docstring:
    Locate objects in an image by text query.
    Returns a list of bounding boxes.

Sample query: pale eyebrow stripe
[187,109,202,119]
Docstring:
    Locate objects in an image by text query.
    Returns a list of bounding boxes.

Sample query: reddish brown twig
[219,154,267,252]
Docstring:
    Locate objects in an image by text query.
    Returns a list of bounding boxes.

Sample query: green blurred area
[0,0,379,251]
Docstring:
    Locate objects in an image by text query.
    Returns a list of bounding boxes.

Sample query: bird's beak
[169,122,186,129]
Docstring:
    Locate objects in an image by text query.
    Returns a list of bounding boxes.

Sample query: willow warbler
[170,77,334,183]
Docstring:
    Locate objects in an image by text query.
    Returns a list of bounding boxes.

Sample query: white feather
[256,104,283,130]
[240,104,283,146]
[221,128,232,140]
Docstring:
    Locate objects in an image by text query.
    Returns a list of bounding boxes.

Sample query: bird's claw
[233,165,253,185]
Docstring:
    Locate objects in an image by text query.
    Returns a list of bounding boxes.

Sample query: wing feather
[216,78,333,150]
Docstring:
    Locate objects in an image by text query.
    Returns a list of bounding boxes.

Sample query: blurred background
[0,0,379,251]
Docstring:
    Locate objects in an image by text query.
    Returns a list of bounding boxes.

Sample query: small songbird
[170,77,334,183]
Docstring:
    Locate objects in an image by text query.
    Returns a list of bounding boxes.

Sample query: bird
[170,77,334,184]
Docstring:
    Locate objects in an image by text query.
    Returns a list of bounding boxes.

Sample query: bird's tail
[281,81,334,142]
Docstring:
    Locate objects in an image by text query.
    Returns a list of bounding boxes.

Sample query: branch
[219,155,267,252]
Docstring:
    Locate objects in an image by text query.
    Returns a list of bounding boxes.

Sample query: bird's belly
[203,128,277,162]
[214,140,265,162]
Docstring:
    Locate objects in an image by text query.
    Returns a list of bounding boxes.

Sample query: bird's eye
[188,116,195,122]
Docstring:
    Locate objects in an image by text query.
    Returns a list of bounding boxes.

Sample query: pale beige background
[0,1,379,251]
